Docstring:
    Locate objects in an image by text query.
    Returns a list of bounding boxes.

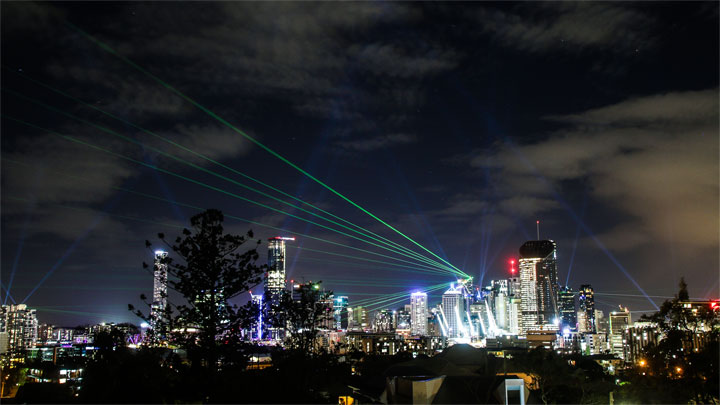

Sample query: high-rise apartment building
[578,285,595,333]
[0,304,38,358]
[558,286,577,332]
[518,240,559,334]
[150,250,169,326]
[410,292,428,336]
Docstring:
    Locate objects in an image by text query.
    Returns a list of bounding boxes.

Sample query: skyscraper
[518,240,559,334]
[266,236,294,340]
[348,306,368,331]
[441,285,465,338]
[578,285,595,333]
[333,296,348,330]
[558,286,577,332]
[410,292,428,336]
[150,250,168,326]
[609,307,631,359]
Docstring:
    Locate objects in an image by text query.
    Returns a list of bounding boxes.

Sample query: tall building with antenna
[518,239,559,334]
[150,250,169,326]
[266,236,294,340]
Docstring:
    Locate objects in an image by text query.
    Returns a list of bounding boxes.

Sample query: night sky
[2,2,718,326]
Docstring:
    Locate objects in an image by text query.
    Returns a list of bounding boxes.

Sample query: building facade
[410,292,428,336]
[558,286,576,332]
[518,240,559,334]
[266,236,294,340]
[0,304,38,359]
[578,285,595,333]
[150,250,169,326]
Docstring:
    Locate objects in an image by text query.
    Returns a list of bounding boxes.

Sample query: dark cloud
[334,133,418,152]
[474,3,656,53]
[470,88,719,252]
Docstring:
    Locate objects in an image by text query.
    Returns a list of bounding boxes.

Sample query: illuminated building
[0,304,38,359]
[576,311,589,333]
[581,333,608,355]
[558,286,577,332]
[266,236,294,340]
[441,285,465,338]
[396,306,411,336]
[608,307,631,359]
[623,321,659,363]
[348,306,368,331]
[518,240,559,334]
[374,309,394,332]
[410,292,428,336]
[249,293,263,340]
[150,250,169,326]
[507,297,521,335]
[578,285,595,333]
[291,280,321,302]
[595,309,608,334]
[333,296,349,330]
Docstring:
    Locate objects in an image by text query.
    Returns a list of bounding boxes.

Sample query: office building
[266,236,294,340]
[558,286,576,332]
[333,296,349,330]
[396,306,411,336]
[374,309,394,333]
[150,250,169,327]
[348,306,368,331]
[609,307,631,359]
[441,284,466,338]
[578,285,595,333]
[410,292,429,336]
[518,240,559,334]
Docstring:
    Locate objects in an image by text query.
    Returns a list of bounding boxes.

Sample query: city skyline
[1,2,718,327]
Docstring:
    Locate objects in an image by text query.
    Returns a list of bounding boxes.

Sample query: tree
[269,281,334,356]
[130,209,266,374]
[618,278,720,403]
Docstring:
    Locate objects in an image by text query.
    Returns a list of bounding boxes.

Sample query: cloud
[548,89,718,126]
[470,88,719,252]
[334,133,418,152]
[474,3,656,53]
[151,124,255,165]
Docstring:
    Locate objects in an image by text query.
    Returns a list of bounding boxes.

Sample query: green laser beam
[66,22,469,279]
[290,256,449,278]
[4,67,457,277]
[3,160,454,280]
[2,89,457,275]
[289,246,451,277]
[4,115,466,279]
[8,193,448,285]
[352,283,447,306]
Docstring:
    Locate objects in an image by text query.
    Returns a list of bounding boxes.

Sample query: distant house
[383,344,533,404]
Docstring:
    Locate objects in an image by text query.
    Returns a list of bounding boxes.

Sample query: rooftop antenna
[536,220,540,240]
